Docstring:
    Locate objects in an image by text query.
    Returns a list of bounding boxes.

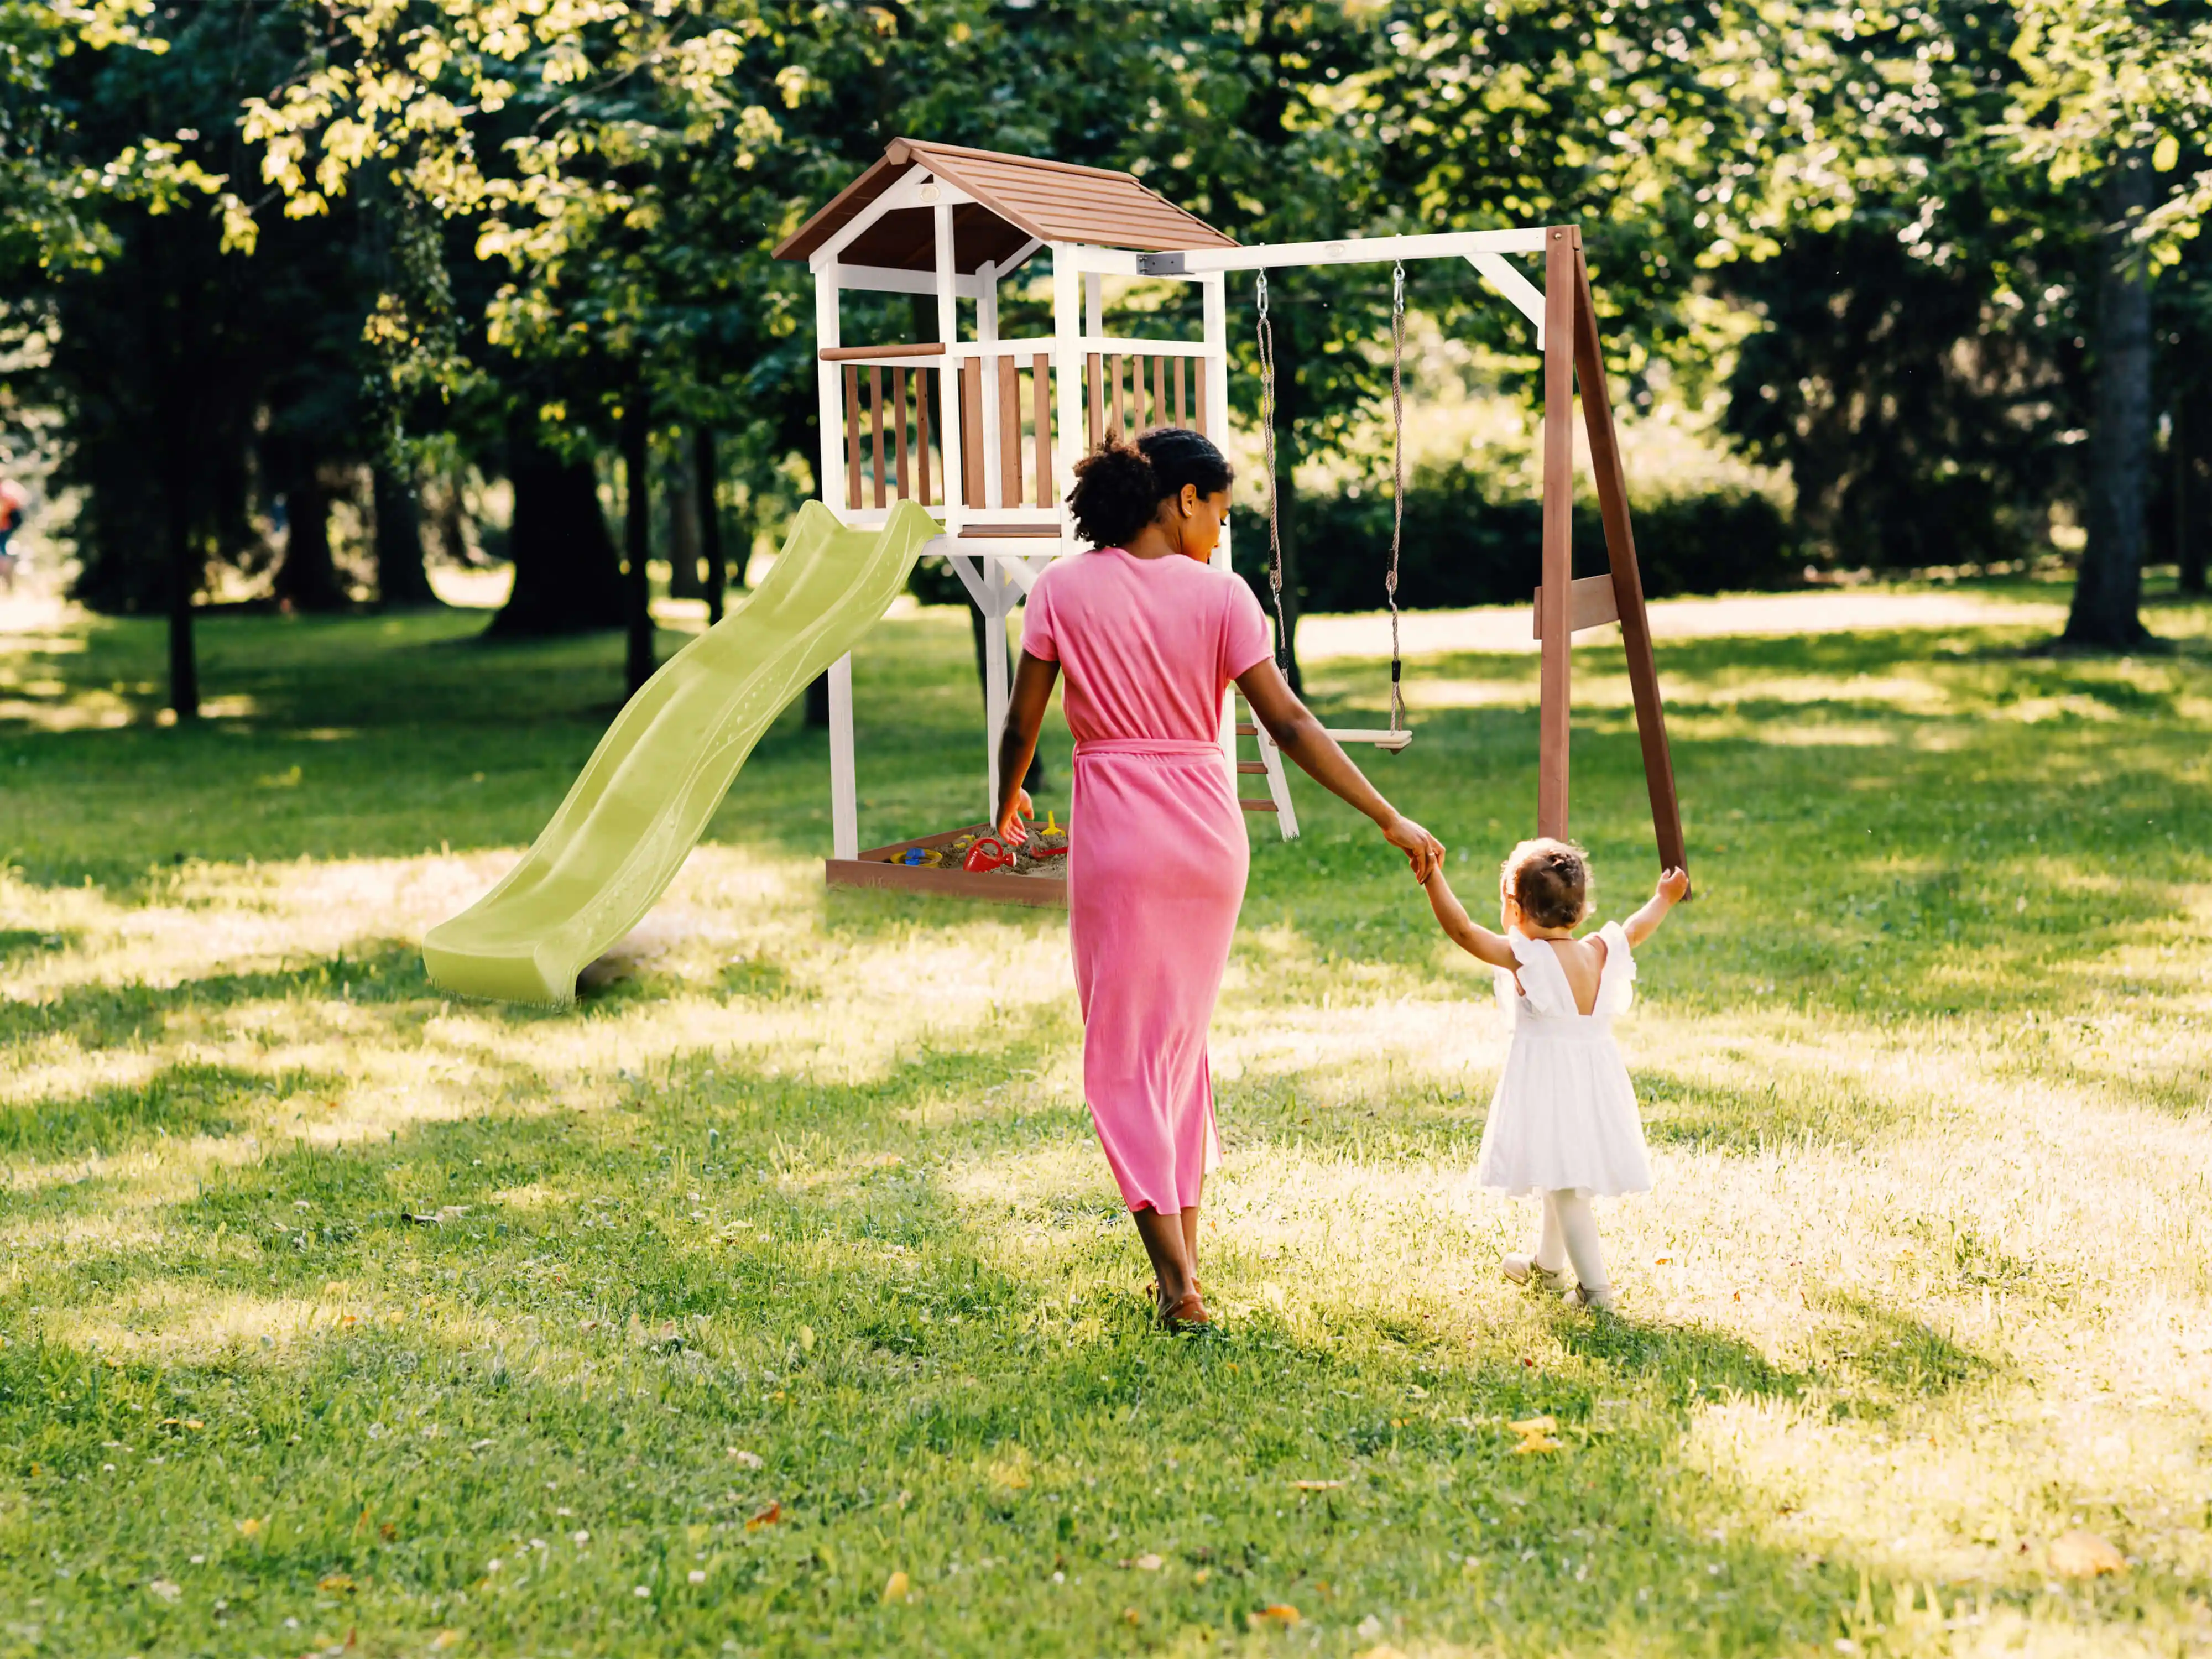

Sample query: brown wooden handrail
[820,342,947,362]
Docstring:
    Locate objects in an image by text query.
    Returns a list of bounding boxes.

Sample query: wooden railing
[1084,352,1209,447]
[827,341,1213,517]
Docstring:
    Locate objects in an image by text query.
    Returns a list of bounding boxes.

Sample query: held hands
[1381,813,1445,883]
[1654,866,1691,906]
[996,788,1035,847]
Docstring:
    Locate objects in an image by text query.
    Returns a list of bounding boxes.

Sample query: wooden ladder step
[1239,797,1279,813]
[1235,761,1268,774]
[1235,723,1258,737]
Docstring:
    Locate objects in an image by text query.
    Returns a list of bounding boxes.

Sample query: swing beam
[1149,225,1688,883]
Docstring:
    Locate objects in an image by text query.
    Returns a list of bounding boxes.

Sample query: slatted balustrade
[826,344,1059,517]
[1084,350,1206,447]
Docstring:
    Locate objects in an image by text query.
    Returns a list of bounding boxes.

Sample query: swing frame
[1146,225,1689,876]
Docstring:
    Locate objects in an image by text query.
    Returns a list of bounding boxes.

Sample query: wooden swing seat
[1321,727,1413,752]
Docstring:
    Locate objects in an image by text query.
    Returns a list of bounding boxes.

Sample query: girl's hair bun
[1066,427,1234,549]
[1501,837,1593,930]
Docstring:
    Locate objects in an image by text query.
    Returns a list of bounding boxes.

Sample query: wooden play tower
[773,139,1685,902]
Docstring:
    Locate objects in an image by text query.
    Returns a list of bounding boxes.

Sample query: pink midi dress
[1019,549,1274,1214]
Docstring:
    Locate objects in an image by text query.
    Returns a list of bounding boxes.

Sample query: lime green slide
[422,499,941,1005]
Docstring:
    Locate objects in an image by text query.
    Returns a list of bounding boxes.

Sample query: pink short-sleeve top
[1019,549,1273,745]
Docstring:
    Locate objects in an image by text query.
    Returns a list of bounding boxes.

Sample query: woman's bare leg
[1178,1175,1202,1276]
[1133,1207,1197,1316]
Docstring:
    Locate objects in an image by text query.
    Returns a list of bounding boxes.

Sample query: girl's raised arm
[1623,867,1691,948]
[1422,866,1518,968]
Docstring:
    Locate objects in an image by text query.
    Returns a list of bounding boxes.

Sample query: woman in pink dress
[995,430,1443,1329]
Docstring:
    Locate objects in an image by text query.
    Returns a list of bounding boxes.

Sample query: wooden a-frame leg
[1568,235,1689,883]
[1537,228,1577,840]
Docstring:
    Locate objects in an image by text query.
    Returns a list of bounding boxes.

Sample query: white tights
[1532,1190,1609,1295]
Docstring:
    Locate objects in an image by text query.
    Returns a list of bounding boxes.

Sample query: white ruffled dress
[1474,922,1653,1198]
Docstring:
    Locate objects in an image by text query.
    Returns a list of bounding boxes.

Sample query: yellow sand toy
[422,500,938,1005]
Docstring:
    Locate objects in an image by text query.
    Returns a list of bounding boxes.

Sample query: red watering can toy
[962,837,1015,874]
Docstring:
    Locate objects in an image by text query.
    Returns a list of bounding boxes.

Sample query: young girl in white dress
[1421,838,1689,1310]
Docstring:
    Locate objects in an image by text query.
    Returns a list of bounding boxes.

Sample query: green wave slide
[422,499,941,1006]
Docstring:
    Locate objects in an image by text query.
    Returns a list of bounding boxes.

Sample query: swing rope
[1256,269,1290,675]
[1386,259,1406,735]
[1254,263,1409,735]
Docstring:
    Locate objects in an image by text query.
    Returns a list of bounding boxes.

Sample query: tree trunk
[666,433,704,599]
[2179,393,2208,597]
[165,457,199,721]
[488,418,624,636]
[697,425,726,624]
[623,389,655,697]
[273,469,346,612]
[1269,320,1307,693]
[373,465,441,608]
[2063,154,2156,649]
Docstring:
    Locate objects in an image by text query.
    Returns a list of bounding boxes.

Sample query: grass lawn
[2,577,2210,1658]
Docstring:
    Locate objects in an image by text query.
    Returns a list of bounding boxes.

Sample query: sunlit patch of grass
[1,591,2210,1655]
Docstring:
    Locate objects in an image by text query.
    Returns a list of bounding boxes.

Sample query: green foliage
[1267,466,1799,614]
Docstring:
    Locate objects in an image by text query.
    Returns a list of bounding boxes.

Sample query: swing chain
[1256,269,1290,674]
[1387,260,1406,734]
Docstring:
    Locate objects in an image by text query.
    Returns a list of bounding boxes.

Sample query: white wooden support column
[1201,272,1240,800]
[828,654,858,860]
[978,259,1003,508]
[1051,245,1083,528]
[983,565,1011,818]
[1084,271,1103,337]
[814,269,843,512]
[933,196,964,524]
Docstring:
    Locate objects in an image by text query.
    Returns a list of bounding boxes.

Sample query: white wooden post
[983,568,1009,820]
[815,268,843,514]
[1052,244,1083,536]
[829,654,858,859]
[978,259,1003,508]
[1084,270,1103,338]
[1202,271,1239,796]
[815,267,862,859]
[932,196,964,529]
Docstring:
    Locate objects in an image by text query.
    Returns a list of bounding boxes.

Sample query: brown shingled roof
[773,139,1235,273]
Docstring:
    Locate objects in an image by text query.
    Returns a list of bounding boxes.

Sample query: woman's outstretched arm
[1233,657,1443,881]
[994,648,1061,843]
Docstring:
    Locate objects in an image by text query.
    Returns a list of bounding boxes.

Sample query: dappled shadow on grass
[0,1060,326,1161]
[0,1050,1864,1657]
[0,939,434,1052]
[1638,1066,1906,1156]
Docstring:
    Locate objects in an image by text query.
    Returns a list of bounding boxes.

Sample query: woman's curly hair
[1065,427,1233,549]
[1501,837,1592,931]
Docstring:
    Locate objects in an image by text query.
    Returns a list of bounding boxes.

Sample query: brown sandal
[1159,1289,1213,1331]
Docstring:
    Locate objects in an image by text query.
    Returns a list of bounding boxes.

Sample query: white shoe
[1564,1282,1618,1312]
[1501,1253,1572,1292]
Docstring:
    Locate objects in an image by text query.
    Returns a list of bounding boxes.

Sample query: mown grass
[2,577,2210,1658]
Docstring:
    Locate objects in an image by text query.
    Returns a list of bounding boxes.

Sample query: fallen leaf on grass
[746,1501,782,1530]
[1249,1604,1301,1628]
[2049,1530,2125,1578]
[147,1579,181,1601]
[882,1570,911,1604]
[430,1634,462,1651]
[1507,1416,1557,1436]
[727,1448,764,1469]
[1128,1553,1164,1571]
[236,1517,265,1539]
[1289,1480,1343,1491]
[319,1573,357,1593]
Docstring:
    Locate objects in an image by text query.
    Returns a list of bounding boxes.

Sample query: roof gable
[773,139,1235,272]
